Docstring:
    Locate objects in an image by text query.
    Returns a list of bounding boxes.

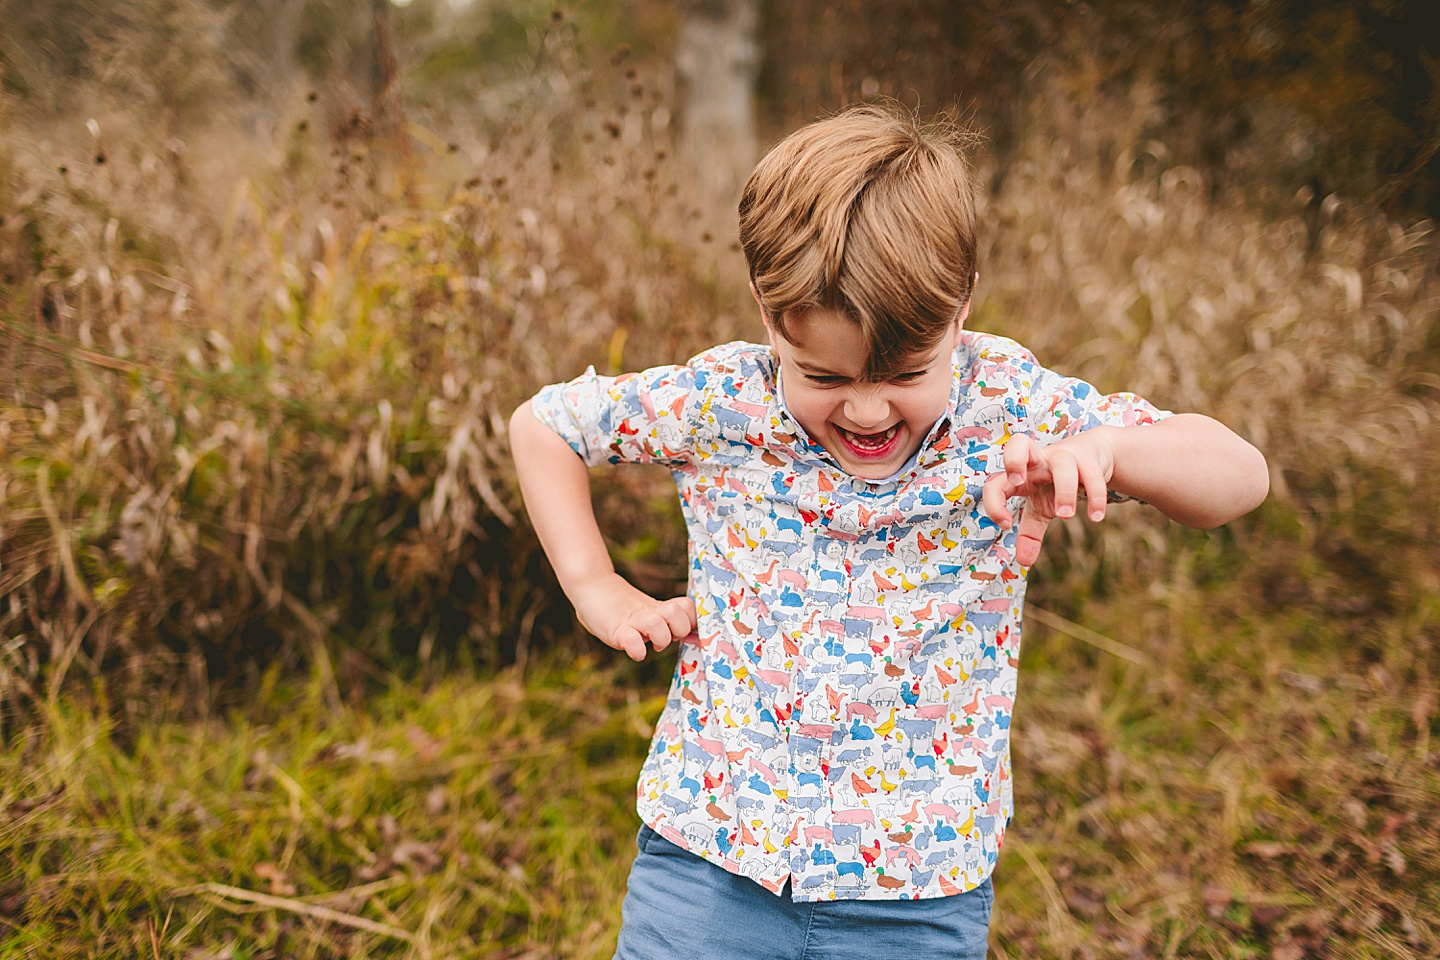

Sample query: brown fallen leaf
[254,862,297,896]
[1241,841,1305,859]
[1201,885,1232,918]
[1065,883,1104,918]
[1251,904,1286,927]
[1272,939,1304,960]
[393,840,442,874]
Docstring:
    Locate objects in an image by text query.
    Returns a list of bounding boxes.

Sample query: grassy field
[2,555,1436,958]
[2,23,1439,959]
[1,656,654,957]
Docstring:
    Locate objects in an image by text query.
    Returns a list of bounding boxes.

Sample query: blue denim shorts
[614,824,993,960]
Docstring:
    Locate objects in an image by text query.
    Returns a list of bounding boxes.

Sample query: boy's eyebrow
[791,359,851,376]
[792,358,931,380]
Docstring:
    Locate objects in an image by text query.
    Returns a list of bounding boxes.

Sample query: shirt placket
[773,528,816,897]
[792,496,870,899]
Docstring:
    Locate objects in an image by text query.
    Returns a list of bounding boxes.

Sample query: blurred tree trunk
[371,0,412,194]
[215,0,303,105]
[675,0,759,226]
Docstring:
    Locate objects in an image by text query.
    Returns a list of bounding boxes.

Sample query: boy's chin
[839,460,902,480]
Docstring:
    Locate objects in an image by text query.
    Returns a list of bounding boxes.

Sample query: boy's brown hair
[738,102,979,379]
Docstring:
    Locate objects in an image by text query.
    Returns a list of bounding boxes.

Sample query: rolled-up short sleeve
[530,363,697,468]
[1025,366,1171,443]
[1022,362,1171,503]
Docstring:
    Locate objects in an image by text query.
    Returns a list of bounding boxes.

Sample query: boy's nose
[844,388,891,428]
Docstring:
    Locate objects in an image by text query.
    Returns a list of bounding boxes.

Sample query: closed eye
[804,374,849,386]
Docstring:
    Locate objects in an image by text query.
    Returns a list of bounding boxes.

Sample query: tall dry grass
[0,42,740,724]
[973,93,1440,619]
[3,50,1439,717]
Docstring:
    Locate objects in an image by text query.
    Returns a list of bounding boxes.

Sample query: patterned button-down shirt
[532,332,1169,901]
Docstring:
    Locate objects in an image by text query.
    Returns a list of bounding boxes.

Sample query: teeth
[842,424,898,449]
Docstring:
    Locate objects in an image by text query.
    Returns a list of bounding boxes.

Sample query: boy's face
[765,306,965,481]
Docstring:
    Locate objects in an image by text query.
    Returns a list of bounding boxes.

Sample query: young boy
[510,104,1268,958]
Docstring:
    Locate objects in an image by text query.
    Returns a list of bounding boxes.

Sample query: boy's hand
[981,430,1116,567]
[570,573,697,661]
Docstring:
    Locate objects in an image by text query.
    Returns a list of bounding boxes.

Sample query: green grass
[3,561,1436,959]
[0,655,662,958]
[997,572,1440,959]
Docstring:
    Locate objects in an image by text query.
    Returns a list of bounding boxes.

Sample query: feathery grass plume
[0,24,727,721]
[969,80,1440,622]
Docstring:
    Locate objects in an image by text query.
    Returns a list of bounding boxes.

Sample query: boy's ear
[753,282,780,348]
[763,316,782,354]
[950,274,978,345]
[951,298,972,347]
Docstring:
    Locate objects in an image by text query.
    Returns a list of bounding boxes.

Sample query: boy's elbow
[1240,443,1271,515]
[1200,441,1269,528]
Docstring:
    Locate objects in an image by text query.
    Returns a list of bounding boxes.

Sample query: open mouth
[835,423,901,458]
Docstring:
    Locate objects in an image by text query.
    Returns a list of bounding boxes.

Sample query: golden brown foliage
[0,47,735,716]
[0,25,1437,958]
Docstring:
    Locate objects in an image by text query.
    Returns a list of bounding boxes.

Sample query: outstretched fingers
[1010,444,1062,566]
[1077,455,1110,522]
[1004,434,1042,488]
[984,435,1038,528]
[1013,507,1050,567]
[1048,440,1112,522]
[981,473,1012,529]
[1048,450,1079,519]
[982,432,1115,566]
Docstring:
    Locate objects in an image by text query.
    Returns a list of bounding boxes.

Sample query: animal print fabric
[531,332,1169,901]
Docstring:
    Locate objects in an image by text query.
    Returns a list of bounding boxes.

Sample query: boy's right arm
[509,400,696,661]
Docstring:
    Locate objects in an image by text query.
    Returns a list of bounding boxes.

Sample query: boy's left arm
[983,413,1269,567]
